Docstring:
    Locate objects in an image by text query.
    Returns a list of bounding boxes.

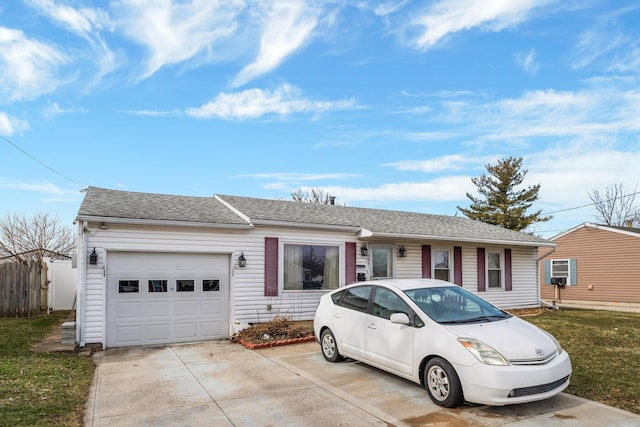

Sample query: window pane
[341,286,371,312]
[488,270,501,288]
[373,288,410,320]
[283,244,339,290]
[119,280,139,293]
[372,247,392,278]
[434,269,449,281]
[203,279,220,292]
[176,280,194,292]
[148,280,167,293]
[488,252,501,269]
[434,250,449,269]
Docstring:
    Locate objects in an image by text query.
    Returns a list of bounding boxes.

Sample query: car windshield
[404,286,512,324]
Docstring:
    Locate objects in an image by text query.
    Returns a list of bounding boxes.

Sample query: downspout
[537,246,557,308]
[78,221,88,347]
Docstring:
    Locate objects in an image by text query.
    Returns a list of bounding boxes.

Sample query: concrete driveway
[84,340,640,427]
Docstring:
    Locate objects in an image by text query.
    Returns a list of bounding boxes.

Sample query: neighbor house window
[434,250,450,281]
[283,244,339,290]
[550,259,569,284]
[487,251,502,289]
[371,245,394,279]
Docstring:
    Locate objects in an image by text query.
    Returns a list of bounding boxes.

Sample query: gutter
[358,229,557,248]
[75,215,254,230]
[251,218,362,233]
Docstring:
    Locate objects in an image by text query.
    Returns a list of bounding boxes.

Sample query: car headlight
[458,338,509,366]
[540,329,563,355]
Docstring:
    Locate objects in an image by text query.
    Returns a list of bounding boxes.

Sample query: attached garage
[106,252,230,347]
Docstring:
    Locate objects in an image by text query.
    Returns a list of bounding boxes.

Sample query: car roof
[343,278,454,292]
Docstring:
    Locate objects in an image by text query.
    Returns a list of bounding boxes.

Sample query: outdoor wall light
[238,252,247,268]
[360,244,369,257]
[100,222,108,230]
[89,248,98,265]
[398,246,407,258]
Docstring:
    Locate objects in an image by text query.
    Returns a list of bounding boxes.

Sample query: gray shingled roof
[77,187,553,246]
[77,187,248,225]
[217,195,553,246]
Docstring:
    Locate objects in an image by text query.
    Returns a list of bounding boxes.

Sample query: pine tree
[457,156,551,231]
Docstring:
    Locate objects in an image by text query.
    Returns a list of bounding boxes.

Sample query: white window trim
[432,247,452,282]
[550,259,572,285]
[279,239,345,292]
[485,249,504,290]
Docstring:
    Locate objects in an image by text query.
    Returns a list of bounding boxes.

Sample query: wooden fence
[0,261,44,317]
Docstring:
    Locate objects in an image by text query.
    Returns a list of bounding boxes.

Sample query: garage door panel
[106,252,230,348]
[146,324,172,341]
[146,301,171,317]
[115,301,144,319]
[174,322,197,340]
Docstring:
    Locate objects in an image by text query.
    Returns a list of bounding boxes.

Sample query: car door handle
[368,323,376,330]
[333,313,340,318]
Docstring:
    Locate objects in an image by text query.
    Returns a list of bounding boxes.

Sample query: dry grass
[232,316,314,344]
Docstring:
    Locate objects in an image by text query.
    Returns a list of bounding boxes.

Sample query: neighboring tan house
[539,223,640,305]
[75,186,555,349]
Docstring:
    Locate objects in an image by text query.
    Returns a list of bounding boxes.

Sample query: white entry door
[106,252,229,348]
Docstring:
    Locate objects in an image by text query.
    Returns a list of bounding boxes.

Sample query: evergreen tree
[457,156,551,231]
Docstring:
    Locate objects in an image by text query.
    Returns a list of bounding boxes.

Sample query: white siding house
[76,187,555,348]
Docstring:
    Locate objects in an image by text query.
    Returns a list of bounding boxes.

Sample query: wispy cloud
[43,102,86,118]
[384,154,493,173]
[232,0,321,87]
[185,83,357,120]
[514,49,539,75]
[113,0,245,81]
[0,112,30,135]
[407,0,555,50]
[0,180,66,195]
[0,27,69,101]
[26,0,116,89]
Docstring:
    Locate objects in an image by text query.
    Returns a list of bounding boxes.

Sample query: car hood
[444,317,557,362]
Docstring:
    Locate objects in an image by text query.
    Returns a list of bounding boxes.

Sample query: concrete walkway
[84,341,640,427]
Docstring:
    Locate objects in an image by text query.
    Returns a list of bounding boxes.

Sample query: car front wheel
[320,329,342,362]
[424,357,464,408]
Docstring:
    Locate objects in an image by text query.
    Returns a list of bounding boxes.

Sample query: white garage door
[106,252,230,348]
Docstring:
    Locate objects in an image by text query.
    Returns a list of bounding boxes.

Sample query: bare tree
[588,183,640,227]
[0,212,76,263]
[287,187,338,205]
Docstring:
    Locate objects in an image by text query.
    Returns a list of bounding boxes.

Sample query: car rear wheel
[424,357,464,408]
[320,329,343,362]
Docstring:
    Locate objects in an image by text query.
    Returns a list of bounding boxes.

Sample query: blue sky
[2,0,640,239]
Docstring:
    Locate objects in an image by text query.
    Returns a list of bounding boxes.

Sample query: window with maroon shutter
[422,245,431,278]
[345,242,356,285]
[504,248,512,291]
[264,237,279,296]
[453,246,462,286]
[477,248,486,292]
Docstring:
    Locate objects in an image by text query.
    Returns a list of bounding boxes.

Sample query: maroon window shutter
[345,242,356,285]
[264,237,279,296]
[504,248,513,292]
[477,248,486,292]
[453,246,462,286]
[422,245,431,278]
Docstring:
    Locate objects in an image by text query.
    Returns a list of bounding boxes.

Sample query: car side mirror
[390,312,410,325]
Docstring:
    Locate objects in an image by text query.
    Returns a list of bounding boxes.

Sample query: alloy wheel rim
[322,335,335,357]
[428,366,450,401]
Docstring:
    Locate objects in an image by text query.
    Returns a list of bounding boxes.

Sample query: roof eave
[75,215,254,230]
[358,230,556,247]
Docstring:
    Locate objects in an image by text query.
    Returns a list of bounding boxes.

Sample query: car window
[331,290,345,305]
[373,287,410,320]
[405,286,511,324]
[340,286,372,312]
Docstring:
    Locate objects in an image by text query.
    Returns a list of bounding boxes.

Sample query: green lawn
[0,312,95,427]
[525,308,640,415]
